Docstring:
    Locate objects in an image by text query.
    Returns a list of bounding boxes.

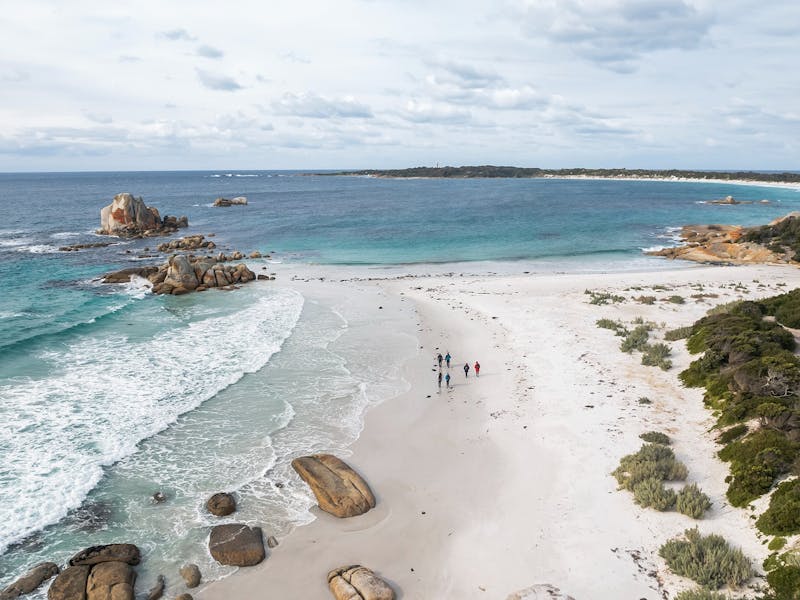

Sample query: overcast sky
[1,0,798,171]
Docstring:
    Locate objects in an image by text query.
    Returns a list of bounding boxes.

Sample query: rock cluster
[0,562,59,599]
[647,223,782,264]
[213,196,247,207]
[48,544,139,600]
[102,255,257,295]
[98,193,187,238]
[327,565,394,600]
[208,524,265,567]
[291,454,376,518]
[58,242,113,252]
[156,235,216,253]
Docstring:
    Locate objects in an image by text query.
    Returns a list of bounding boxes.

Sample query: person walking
[474,361,480,377]
[437,353,443,368]
[445,352,451,368]
[445,372,451,388]
[437,370,443,388]
[463,362,470,378]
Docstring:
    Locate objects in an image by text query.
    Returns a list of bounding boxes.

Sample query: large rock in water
[291,454,375,518]
[0,562,59,599]
[327,565,394,600]
[213,197,247,207]
[206,492,236,517]
[85,562,135,600]
[163,255,199,292]
[69,544,140,567]
[98,193,187,238]
[47,565,90,600]
[208,524,265,566]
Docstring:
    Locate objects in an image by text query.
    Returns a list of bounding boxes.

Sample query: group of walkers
[436,351,480,389]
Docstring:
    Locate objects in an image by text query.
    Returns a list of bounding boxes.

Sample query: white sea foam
[50,231,81,239]
[15,244,60,254]
[0,288,304,554]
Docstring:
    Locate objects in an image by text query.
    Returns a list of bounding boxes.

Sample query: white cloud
[272,92,373,119]
[196,69,242,91]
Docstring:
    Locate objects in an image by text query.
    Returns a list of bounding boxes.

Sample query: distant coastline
[324,165,800,186]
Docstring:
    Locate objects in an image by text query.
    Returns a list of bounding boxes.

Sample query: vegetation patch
[675,589,730,600]
[756,479,800,536]
[675,483,712,519]
[659,528,753,589]
[640,431,671,445]
[665,325,693,341]
[613,443,688,491]
[585,290,625,305]
[668,295,686,304]
[596,318,628,336]
[636,295,656,305]
[641,342,673,370]
[632,477,676,511]
[716,424,748,445]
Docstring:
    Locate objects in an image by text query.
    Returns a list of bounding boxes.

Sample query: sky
[1,0,798,171]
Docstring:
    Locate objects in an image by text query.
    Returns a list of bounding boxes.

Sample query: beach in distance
[2,173,800,600]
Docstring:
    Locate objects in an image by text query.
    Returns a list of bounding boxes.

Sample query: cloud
[427,59,502,89]
[84,112,113,124]
[196,69,242,91]
[272,92,373,118]
[196,45,224,59]
[159,28,196,41]
[278,50,310,64]
[517,0,714,71]
[118,55,141,63]
[398,100,471,124]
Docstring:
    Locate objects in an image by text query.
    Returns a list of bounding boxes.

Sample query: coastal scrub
[659,528,753,589]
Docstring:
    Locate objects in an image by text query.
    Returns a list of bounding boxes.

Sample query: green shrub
[596,318,628,336]
[632,477,677,510]
[665,325,693,341]
[675,483,712,518]
[636,295,656,305]
[638,396,652,405]
[706,299,744,316]
[769,538,788,551]
[765,565,800,600]
[641,343,673,370]
[674,589,730,600]
[586,290,625,305]
[717,424,748,445]
[613,444,688,490]
[761,288,800,329]
[621,325,651,353]
[659,528,753,589]
[640,431,671,445]
[668,295,686,304]
[756,479,800,536]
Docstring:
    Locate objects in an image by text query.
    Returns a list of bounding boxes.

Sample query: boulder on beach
[0,562,59,599]
[208,524,265,567]
[206,492,236,517]
[179,564,201,588]
[213,197,247,207]
[47,565,90,600]
[175,595,193,600]
[327,565,395,600]
[85,561,135,600]
[291,454,376,518]
[69,544,141,567]
[98,193,187,238]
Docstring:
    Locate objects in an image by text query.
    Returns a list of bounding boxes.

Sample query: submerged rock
[0,562,59,599]
[327,565,394,600]
[291,454,376,518]
[208,524,265,566]
[206,493,236,517]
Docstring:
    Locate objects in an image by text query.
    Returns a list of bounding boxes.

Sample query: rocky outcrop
[206,493,236,517]
[327,566,394,600]
[291,454,375,518]
[98,193,187,238]
[47,565,89,600]
[146,575,165,600]
[59,242,113,252]
[102,256,257,295]
[178,564,200,589]
[156,235,216,253]
[647,223,783,265]
[69,544,140,567]
[213,197,247,207]
[0,562,59,599]
[208,524,265,566]
[85,561,135,600]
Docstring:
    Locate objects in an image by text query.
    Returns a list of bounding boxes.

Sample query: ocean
[0,171,798,595]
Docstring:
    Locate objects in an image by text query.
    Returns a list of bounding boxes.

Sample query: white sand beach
[197,263,800,600]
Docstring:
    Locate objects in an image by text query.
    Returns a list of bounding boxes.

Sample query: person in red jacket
[474,361,480,377]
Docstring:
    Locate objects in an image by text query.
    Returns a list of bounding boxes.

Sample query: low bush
[638,396,652,405]
[668,295,686,304]
[665,325,693,341]
[769,538,788,552]
[675,483,712,519]
[621,325,651,353]
[765,565,800,600]
[613,443,688,490]
[756,479,800,536]
[640,431,671,445]
[675,590,730,600]
[659,528,753,589]
[636,295,656,305]
[633,477,677,511]
[596,318,628,336]
[641,343,673,370]
[716,423,748,445]
[705,299,744,316]
[586,290,625,305]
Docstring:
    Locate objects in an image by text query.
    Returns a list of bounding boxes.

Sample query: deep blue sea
[0,170,798,595]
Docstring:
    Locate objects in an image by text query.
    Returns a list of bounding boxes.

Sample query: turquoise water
[0,172,798,595]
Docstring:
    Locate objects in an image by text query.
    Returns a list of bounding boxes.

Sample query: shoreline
[197,262,800,599]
